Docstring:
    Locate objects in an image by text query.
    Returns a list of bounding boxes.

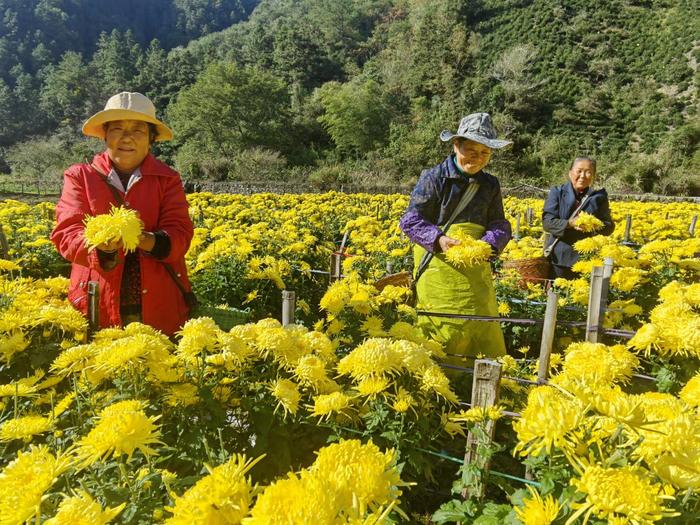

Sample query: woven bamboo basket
[373,271,413,291]
[502,257,550,287]
[190,305,251,331]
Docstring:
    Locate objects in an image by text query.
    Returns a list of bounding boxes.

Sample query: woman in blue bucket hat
[399,112,512,364]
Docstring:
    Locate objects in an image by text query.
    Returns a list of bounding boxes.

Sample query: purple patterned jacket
[399,154,512,254]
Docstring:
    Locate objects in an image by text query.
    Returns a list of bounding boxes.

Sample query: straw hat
[82,92,173,141]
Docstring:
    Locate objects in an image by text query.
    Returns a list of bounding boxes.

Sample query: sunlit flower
[45,490,125,525]
[513,486,560,525]
[444,235,492,268]
[83,206,143,252]
[514,386,585,457]
[270,378,301,415]
[0,414,52,442]
[74,400,162,467]
[165,455,263,525]
[309,439,405,517]
[0,446,70,524]
[310,391,353,420]
[569,465,678,524]
[574,211,604,233]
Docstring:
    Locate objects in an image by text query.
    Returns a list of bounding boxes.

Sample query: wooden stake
[282,290,296,326]
[386,260,394,274]
[0,225,9,260]
[514,213,521,241]
[623,214,632,243]
[463,359,502,500]
[538,290,558,383]
[690,215,698,237]
[526,207,534,226]
[329,253,343,283]
[87,281,100,335]
[585,266,604,343]
[585,258,613,343]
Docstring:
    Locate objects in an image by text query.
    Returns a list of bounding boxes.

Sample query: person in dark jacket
[399,112,512,361]
[542,157,615,279]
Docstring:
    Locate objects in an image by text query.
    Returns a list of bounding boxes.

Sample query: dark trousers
[551,264,579,280]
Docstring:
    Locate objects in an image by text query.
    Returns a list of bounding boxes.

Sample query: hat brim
[440,130,512,149]
[82,109,173,142]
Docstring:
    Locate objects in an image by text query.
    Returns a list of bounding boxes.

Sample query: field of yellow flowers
[0,193,699,524]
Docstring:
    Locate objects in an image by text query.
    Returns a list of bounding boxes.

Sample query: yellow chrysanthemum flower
[0,330,30,363]
[0,414,52,442]
[294,354,331,390]
[514,386,586,457]
[166,455,263,525]
[270,378,301,415]
[73,400,162,467]
[310,391,353,420]
[574,211,604,233]
[45,491,125,525]
[309,439,405,517]
[444,235,492,269]
[83,206,143,252]
[356,376,390,397]
[513,486,560,525]
[450,405,503,424]
[0,259,21,272]
[337,338,402,381]
[392,388,416,414]
[679,374,700,408]
[0,446,70,525]
[569,465,678,524]
[243,471,338,524]
[419,364,458,403]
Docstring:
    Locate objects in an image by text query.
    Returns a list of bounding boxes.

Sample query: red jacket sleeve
[51,167,103,270]
[157,175,194,265]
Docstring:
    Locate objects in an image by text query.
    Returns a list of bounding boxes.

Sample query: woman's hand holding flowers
[438,235,460,253]
[138,231,156,253]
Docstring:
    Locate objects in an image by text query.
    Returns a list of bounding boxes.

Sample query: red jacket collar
[91,151,177,178]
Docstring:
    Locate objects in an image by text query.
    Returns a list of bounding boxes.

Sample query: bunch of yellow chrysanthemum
[573,211,604,233]
[166,455,263,525]
[444,233,492,269]
[245,439,407,523]
[569,464,679,524]
[45,491,125,525]
[73,400,162,467]
[83,206,143,252]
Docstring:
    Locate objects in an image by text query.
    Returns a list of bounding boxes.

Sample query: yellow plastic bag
[414,222,506,364]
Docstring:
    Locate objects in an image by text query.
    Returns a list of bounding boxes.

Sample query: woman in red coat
[51,92,194,336]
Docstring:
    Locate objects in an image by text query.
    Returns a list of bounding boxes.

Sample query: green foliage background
[0,0,698,193]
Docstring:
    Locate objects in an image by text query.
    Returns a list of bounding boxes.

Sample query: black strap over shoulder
[413,181,480,284]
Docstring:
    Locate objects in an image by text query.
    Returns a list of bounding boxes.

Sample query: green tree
[317,78,391,156]
[168,62,291,178]
[6,133,101,183]
[40,51,102,129]
[90,30,143,97]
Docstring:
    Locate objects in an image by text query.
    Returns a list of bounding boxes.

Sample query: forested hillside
[1,0,698,194]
